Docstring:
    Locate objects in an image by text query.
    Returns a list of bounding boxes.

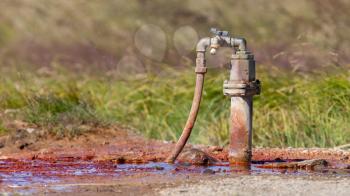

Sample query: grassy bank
[0,67,349,148]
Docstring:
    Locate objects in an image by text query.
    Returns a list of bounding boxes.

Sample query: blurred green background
[0,0,349,147]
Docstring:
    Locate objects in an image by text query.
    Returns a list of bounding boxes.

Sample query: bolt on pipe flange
[223,80,261,97]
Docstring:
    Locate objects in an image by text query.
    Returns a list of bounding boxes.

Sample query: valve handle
[210,28,230,37]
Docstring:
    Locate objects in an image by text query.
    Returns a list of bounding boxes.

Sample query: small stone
[208,146,223,152]
[259,159,328,170]
[116,157,126,164]
[26,128,36,134]
[177,148,219,165]
[154,166,164,170]
[179,162,191,167]
[19,143,31,150]
[202,168,215,174]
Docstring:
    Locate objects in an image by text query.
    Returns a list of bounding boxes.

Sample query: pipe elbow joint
[196,37,211,52]
[232,38,247,51]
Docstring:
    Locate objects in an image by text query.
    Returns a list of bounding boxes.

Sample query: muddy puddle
[0,159,350,195]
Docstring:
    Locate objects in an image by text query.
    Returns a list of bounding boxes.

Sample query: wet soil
[2,126,349,164]
[0,126,350,195]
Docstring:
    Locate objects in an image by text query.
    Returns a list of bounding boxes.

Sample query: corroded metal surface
[226,52,259,165]
[229,97,252,165]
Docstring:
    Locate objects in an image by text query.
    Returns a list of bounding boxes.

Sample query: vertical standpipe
[166,29,260,165]
[223,51,260,165]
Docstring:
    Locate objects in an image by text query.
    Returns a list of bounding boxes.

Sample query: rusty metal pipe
[229,93,253,164]
[196,37,211,52]
[166,28,259,164]
[224,52,259,165]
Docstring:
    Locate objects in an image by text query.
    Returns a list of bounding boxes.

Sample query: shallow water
[0,159,349,194]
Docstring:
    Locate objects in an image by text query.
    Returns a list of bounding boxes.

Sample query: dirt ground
[0,126,350,195]
[1,126,350,163]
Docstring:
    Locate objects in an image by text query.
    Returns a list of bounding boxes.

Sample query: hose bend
[166,52,206,163]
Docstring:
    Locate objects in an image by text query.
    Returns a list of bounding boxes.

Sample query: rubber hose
[166,72,205,163]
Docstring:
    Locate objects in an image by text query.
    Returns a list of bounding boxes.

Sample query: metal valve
[209,28,231,55]
[210,28,230,37]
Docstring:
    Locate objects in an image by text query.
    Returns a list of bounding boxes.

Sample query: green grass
[0,119,5,134]
[0,71,104,137]
[0,67,349,147]
[254,71,350,147]
[25,94,100,137]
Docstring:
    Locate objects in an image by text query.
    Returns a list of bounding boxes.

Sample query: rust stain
[229,106,250,164]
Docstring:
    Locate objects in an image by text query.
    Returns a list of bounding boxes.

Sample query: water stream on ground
[0,159,349,195]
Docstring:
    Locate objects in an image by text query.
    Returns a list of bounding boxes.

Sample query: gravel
[159,174,350,196]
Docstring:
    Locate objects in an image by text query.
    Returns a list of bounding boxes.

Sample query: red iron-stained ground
[0,127,350,195]
[1,127,349,164]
